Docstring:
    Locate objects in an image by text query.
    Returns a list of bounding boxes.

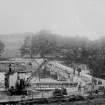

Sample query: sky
[0,0,105,40]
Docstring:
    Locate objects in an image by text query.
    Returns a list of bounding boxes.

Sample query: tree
[0,40,4,54]
[31,34,57,57]
[0,40,5,60]
[20,30,58,58]
[20,36,32,57]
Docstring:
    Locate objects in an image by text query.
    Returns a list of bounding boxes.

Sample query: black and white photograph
[0,0,105,104]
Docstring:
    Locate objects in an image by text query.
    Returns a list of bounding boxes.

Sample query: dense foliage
[0,40,4,56]
[20,30,105,78]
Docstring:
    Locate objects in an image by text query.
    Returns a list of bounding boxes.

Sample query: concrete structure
[0,58,103,94]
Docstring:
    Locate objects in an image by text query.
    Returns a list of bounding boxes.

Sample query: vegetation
[0,40,4,53]
[20,30,105,78]
[0,39,4,56]
[0,39,5,60]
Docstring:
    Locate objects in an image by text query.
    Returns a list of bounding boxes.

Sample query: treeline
[20,30,105,78]
[0,39,5,60]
